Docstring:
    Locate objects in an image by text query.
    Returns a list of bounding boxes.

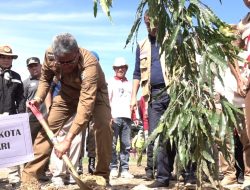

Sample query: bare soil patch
[0,157,243,190]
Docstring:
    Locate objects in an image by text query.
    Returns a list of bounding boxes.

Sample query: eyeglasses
[114,66,127,70]
[55,54,78,65]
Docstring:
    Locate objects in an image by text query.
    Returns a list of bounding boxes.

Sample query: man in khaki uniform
[0,45,25,188]
[21,33,113,185]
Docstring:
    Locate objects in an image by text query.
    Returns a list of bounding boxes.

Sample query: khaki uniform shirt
[35,47,110,135]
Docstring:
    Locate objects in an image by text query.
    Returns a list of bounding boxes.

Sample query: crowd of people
[1,1,250,189]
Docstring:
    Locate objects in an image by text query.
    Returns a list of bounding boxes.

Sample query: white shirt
[108,77,132,118]
[214,51,249,108]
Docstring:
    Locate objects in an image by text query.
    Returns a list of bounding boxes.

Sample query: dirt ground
[0,156,243,190]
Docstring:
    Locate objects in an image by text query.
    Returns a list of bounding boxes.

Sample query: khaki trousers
[220,107,250,186]
[22,94,113,182]
[50,115,82,179]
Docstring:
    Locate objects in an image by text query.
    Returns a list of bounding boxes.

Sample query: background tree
[96,0,242,189]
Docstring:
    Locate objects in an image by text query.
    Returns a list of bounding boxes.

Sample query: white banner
[0,113,34,168]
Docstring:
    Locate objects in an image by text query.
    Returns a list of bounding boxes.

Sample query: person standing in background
[0,45,25,188]
[109,57,134,179]
[46,76,81,187]
[130,10,175,188]
[213,36,250,188]
[23,57,51,143]
[237,1,250,189]
[77,51,99,176]
[138,96,149,140]
[23,57,51,182]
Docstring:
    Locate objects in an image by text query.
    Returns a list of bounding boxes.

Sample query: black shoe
[147,180,169,188]
[170,174,177,181]
[105,181,112,190]
[146,170,154,181]
[106,182,112,187]
[184,175,196,185]
[237,172,244,184]
[88,157,95,174]
[64,180,76,185]
[145,172,154,181]
[38,174,50,182]
[11,182,20,188]
[218,172,224,181]
[64,176,76,185]
[244,185,250,190]
[77,165,83,175]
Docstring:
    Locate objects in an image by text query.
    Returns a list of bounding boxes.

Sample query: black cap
[26,57,40,66]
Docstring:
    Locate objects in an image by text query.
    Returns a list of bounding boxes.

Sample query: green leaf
[93,0,98,17]
[165,23,181,58]
[201,160,218,188]
[168,115,180,135]
[222,101,237,127]
[99,0,112,21]
[202,150,215,163]
[178,143,188,166]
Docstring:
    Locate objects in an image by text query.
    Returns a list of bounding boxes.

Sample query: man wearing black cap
[23,57,51,182]
[0,45,25,187]
[23,57,50,143]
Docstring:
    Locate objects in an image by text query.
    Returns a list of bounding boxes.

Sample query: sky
[0,0,249,81]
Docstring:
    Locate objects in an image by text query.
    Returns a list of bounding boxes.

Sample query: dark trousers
[145,88,175,184]
[235,131,244,177]
[29,121,42,144]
